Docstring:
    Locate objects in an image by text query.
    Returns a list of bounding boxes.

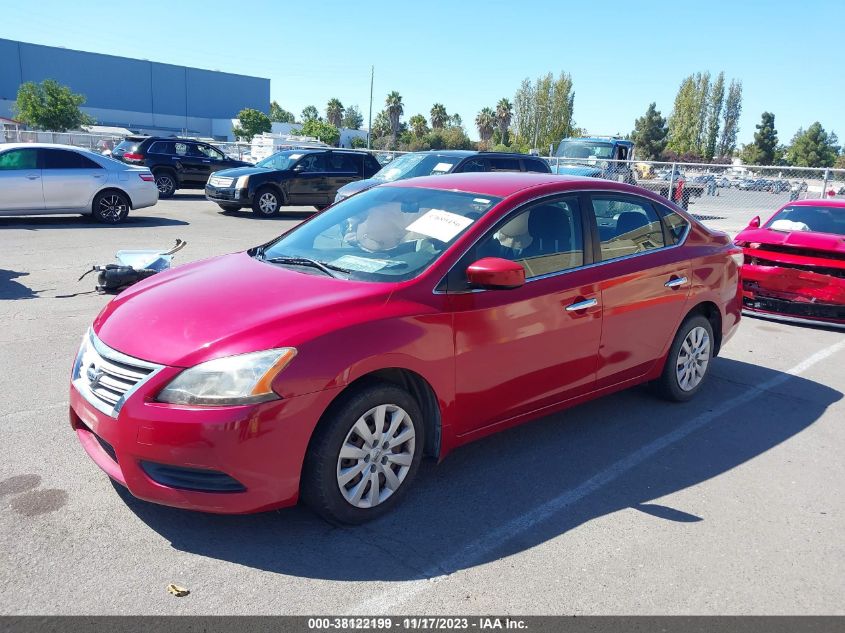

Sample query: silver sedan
[0,143,158,223]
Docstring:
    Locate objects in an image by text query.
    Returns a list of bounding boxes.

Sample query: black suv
[113,136,250,198]
[334,150,551,202]
[206,149,382,217]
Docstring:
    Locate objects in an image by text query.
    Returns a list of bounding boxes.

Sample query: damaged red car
[735,199,845,328]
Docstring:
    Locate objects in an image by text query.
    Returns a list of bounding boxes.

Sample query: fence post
[821,168,830,198]
[667,163,676,203]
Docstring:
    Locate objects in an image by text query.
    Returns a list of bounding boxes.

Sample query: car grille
[206,186,235,200]
[72,331,163,418]
[208,176,234,187]
[749,256,845,279]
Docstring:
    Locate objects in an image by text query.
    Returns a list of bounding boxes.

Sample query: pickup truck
[550,137,637,184]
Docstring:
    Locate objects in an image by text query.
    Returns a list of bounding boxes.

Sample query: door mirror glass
[748,215,761,228]
[293,164,305,172]
[466,258,525,290]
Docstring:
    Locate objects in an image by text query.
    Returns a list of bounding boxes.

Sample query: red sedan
[735,199,845,328]
[69,173,742,523]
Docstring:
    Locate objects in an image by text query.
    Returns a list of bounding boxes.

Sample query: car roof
[0,142,96,152]
[383,171,617,197]
[405,150,545,159]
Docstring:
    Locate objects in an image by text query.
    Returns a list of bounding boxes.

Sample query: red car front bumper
[741,263,845,327]
[70,376,341,514]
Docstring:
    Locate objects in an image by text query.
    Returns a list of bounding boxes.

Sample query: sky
[1,0,842,144]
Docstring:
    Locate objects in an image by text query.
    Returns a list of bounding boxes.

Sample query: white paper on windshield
[383,168,401,180]
[473,198,491,204]
[770,219,810,232]
[406,209,473,242]
[332,255,397,273]
[432,162,453,173]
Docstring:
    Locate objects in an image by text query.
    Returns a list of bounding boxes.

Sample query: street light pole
[367,66,374,150]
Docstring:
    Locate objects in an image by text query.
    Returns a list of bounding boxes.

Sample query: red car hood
[93,252,391,367]
[736,227,845,254]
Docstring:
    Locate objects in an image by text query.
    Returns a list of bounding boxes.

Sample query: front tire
[652,314,714,402]
[302,383,424,524]
[93,191,130,224]
[252,187,282,217]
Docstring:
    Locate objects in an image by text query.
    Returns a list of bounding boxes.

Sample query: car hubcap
[157,176,173,194]
[676,326,710,391]
[259,193,278,214]
[336,404,415,509]
[99,195,127,222]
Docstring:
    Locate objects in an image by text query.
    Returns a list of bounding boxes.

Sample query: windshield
[373,153,462,182]
[258,186,501,282]
[765,205,845,236]
[256,151,306,170]
[555,141,615,160]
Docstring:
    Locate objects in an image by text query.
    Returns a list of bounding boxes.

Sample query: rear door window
[459,158,486,173]
[522,158,550,173]
[487,157,520,172]
[327,153,357,172]
[42,149,102,169]
[0,149,38,170]
[589,195,666,261]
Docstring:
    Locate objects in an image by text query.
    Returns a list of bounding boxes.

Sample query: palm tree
[475,107,496,148]
[409,114,428,137]
[430,103,448,129]
[326,98,345,128]
[385,91,404,144]
[495,98,513,146]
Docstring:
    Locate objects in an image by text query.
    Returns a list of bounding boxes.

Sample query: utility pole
[367,65,374,150]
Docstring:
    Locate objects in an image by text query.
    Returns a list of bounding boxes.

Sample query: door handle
[664,276,688,288]
[565,298,598,312]
[26,175,40,180]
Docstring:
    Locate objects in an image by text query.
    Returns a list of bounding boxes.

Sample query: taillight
[139,173,154,182]
[123,152,144,162]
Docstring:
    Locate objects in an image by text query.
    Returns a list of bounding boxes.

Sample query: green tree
[409,114,429,137]
[298,118,340,146]
[269,101,295,123]
[301,105,320,122]
[342,105,363,129]
[835,152,845,170]
[385,91,404,145]
[495,98,513,146]
[430,103,448,129]
[511,71,575,152]
[12,79,95,131]
[786,123,840,167]
[740,112,778,165]
[371,110,391,139]
[326,98,345,128]
[475,107,496,148]
[703,72,725,160]
[448,113,463,129]
[232,108,271,141]
[667,73,707,156]
[717,80,743,157]
[631,102,668,160]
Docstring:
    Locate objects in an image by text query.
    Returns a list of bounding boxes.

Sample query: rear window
[488,157,520,172]
[523,158,551,173]
[114,140,140,154]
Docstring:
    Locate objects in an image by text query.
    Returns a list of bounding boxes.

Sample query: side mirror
[748,216,761,229]
[293,164,305,173]
[466,258,525,290]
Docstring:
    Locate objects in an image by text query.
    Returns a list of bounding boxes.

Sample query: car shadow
[0,269,38,300]
[217,210,317,221]
[117,357,841,581]
[0,216,188,230]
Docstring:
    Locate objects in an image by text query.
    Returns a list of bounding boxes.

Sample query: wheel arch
[92,186,134,212]
[682,300,723,357]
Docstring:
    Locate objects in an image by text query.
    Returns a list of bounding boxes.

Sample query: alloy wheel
[258,192,278,215]
[335,404,416,509]
[676,326,710,391]
[98,194,128,223]
[156,175,174,195]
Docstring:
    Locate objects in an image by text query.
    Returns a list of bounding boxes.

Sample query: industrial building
[0,38,270,140]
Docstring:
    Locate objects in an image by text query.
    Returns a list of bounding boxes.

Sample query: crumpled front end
[739,244,845,327]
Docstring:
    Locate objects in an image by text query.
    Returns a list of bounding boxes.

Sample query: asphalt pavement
[1,195,843,615]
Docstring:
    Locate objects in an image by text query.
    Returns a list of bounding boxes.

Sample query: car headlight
[236,175,250,189]
[156,348,297,406]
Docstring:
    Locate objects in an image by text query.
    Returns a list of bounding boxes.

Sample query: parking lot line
[347,338,845,615]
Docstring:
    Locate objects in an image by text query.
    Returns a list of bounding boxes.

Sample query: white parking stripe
[348,338,845,615]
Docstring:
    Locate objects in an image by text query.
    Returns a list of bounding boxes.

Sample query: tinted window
[147,141,169,154]
[523,158,550,173]
[590,195,665,260]
[487,157,520,172]
[365,155,381,173]
[474,197,584,279]
[296,153,327,172]
[327,153,356,172]
[192,144,225,160]
[659,207,690,244]
[42,149,101,169]
[0,149,38,170]
[459,158,486,173]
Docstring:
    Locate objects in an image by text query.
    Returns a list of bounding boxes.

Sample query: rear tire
[652,314,714,402]
[252,187,282,217]
[92,191,130,224]
[153,170,177,198]
[302,383,424,524]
